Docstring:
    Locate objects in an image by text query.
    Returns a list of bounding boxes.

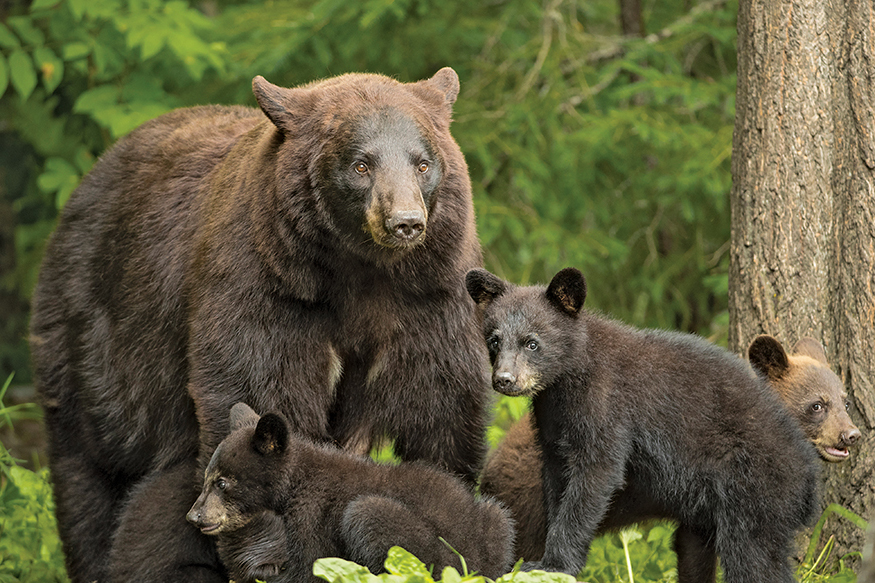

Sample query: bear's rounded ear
[466,268,509,307]
[426,67,460,106]
[252,76,309,134]
[409,67,460,120]
[748,334,791,381]
[545,268,586,317]
[791,337,829,365]
[229,403,260,432]
[252,413,289,457]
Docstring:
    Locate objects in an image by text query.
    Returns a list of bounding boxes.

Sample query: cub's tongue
[824,446,849,459]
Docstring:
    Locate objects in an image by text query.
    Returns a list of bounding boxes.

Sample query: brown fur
[30,69,490,583]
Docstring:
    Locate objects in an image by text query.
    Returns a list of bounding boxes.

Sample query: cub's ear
[791,337,829,365]
[545,268,586,316]
[466,269,509,307]
[252,76,311,134]
[229,403,260,432]
[748,334,791,381]
[252,413,289,456]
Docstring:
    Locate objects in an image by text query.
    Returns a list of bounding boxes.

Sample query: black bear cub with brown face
[466,267,819,583]
[186,403,514,583]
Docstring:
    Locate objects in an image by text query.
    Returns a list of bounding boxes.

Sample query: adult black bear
[466,267,819,583]
[183,403,514,583]
[481,335,860,566]
[29,68,490,583]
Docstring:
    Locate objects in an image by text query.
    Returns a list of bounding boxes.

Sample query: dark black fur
[467,267,819,582]
[184,403,514,583]
[30,68,491,582]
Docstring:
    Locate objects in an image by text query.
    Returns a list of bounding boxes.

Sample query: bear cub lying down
[186,403,514,583]
[466,267,819,583]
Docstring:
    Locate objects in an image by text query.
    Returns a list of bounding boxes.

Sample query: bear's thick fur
[481,334,860,566]
[29,68,491,582]
[466,267,819,583]
[183,403,514,583]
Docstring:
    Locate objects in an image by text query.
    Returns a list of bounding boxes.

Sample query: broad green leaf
[33,47,63,93]
[313,557,380,583]
[62,42,91,61]
[73,84,120,115]
[7,16,45,46]
[0,22,20,49]
[8,50,37,100]
[384,546,431,577]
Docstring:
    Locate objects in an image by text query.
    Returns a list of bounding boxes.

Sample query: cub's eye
[417,161,429,174]
[810,403,823,413]
[353,162,369,175]
[216,478,227,491]
[525,339,539,351]
[845,401,851,411]
[487,337,499,352]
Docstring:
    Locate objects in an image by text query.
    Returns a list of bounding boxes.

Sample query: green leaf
[62,42,91,61]
[36,157,80,208]
[384,546,431,577]
[33,47,63,93]
[313,557,380,583]
[7,16,45,46]
[73,84,120,115]
[8,50,37,100]
[0,22,20,49]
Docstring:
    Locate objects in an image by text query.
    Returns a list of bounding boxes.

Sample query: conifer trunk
[730,0,875,561]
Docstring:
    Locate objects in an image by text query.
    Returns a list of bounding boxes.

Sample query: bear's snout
[493,371,517,393]
[386,210,426,243]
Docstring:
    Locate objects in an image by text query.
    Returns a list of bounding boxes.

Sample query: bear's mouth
[198,523,222,534]
[819,445,850,462]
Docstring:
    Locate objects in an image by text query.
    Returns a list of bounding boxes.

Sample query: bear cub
[481,334,861,567]
[186,403,514,583]
[466,267,819,583]
[748,334,861,462]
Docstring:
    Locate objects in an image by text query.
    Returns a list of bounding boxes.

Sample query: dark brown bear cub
[466,267,819,583]
[30,68,490,582]
[186,403,514,583]
[481,335,861,567]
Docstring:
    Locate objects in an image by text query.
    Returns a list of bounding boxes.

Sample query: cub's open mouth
[820,445,850,461]
[199,523,221,534]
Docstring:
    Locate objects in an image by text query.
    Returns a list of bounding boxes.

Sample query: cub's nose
[842,427,862,446]
[386,211,425,242]
[493,372,516,392]
[186,508,202,527]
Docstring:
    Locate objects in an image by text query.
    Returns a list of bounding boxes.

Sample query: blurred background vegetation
[0,0,736,386]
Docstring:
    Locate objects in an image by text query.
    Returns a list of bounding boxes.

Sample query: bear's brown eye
[417,161,429,174]
[810,403,823,413]
[354,162,369,175]
[526,339,539,351]
[216,478,227,491]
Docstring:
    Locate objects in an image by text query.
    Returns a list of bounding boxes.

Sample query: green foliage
[0,374,68,583]
[796,505,868,583]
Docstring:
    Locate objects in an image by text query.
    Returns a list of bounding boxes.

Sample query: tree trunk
[730,0,875,566]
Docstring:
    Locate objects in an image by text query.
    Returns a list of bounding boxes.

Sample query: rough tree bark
[729,0,875,565]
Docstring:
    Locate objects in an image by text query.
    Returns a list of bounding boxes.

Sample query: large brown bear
[480,334,860,568]
[29,68,491,583]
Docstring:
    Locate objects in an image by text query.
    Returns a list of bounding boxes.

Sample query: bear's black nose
[386,211,425,242]
[493,372,516,392]
[842,427,861,446]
